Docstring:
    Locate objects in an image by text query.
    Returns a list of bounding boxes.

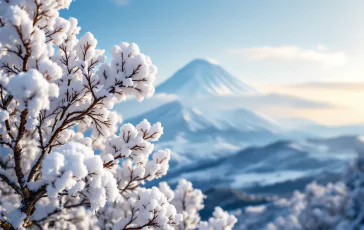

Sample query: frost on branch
[0,0,236,229]
[104,120,163,164]
[97,43,157,102]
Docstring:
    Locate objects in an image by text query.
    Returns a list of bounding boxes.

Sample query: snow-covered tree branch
[0,1,236,229]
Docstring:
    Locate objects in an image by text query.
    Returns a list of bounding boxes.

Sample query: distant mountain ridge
[161,136,359,193]
[124,100,281,152]
[156,59,258,97]
[125,101,218,139]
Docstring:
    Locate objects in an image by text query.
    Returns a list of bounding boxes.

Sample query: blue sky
[61,1,364,125]
[61,0,364,84]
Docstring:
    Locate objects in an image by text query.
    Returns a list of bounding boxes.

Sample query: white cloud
[228,45,347,68]
[182,93,336,111]
[291,81,364,90]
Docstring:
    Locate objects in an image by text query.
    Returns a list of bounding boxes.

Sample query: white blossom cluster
[0,0,236,229]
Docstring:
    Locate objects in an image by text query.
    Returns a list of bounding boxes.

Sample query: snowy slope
[125,101,218,137]
[124,100,280,141]
[212,108,281,133]
[157,136,361,221]
[156,59,258,97]
[124,101,282,165]
[113,94,178,120]
[162,136,360,192]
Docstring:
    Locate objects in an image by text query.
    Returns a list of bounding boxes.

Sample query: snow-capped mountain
[156,59,258,98]
[124,101,282,165]
[125,100,280,139]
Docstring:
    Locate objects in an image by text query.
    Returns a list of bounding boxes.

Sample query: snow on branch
[0,0,237,229]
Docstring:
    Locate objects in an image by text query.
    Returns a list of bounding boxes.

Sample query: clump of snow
[7,70,59,117]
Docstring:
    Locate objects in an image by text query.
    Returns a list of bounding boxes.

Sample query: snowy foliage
[198,207,238,230]
[95,179,237,230]
[163,180,237,230]
[238,151,364,230]
[0,1,236,229]
[237,182,348,230]
[265,182,347,230]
